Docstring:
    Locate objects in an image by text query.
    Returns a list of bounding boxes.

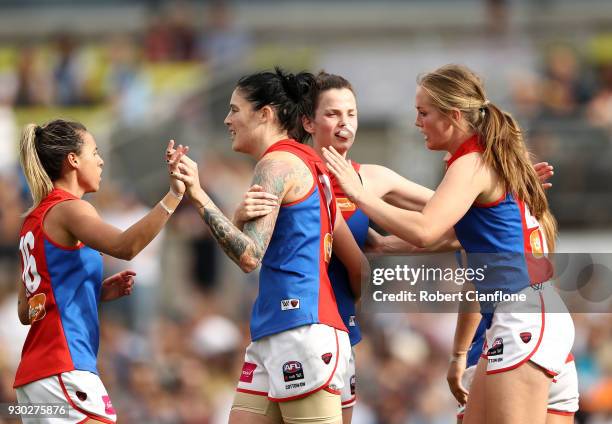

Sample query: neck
[253,130,291,160]
[447,129,476,156]
[53,176,85,198]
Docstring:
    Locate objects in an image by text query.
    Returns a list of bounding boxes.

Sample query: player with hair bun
[169,68,367,424]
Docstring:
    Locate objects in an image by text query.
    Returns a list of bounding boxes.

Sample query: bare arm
[448,291,482,405]
[325,147,487,248]
[360,164,434,211]
[53,191,181,260]
[366,227,461,254]
[332,213,368,300]
[175,152,294,273]
[17,281,29,325]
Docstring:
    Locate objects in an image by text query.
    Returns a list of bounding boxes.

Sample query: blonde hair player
[15,119,184,423]
[323,64,575,424]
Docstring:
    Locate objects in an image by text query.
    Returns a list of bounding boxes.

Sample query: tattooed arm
[174,151,295,273]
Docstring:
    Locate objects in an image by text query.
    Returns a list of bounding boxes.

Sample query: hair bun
[276,68,301,103]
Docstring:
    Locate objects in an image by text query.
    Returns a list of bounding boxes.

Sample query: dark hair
[20,119,87,213]
[236,67,315,142]
[311,71,355,117]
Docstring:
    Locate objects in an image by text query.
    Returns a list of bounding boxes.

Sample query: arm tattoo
[201,156,293,269]
[203,204,250,264]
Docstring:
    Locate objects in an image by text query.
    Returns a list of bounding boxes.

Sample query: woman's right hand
[233,185,279,228]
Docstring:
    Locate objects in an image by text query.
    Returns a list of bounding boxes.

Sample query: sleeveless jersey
[15,188,103,388]
[328,161,368,346]
[250,139,347,341]
[449,135,553,295]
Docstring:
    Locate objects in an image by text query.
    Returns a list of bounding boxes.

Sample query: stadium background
[0,0,610,422]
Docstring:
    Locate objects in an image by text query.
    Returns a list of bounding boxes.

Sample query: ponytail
[19,124,54,215]
[478,103,557,251]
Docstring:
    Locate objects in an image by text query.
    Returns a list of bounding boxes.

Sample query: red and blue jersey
[250,139,347,341]
[449,135,553,295]
[15,188,103,388]
[328,161,368,346]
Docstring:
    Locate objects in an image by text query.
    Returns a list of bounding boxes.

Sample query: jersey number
[19,231,41,294]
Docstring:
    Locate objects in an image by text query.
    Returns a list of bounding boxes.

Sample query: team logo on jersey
[487,338,504,356]
[102,395,115,415]
[529,229,544,258]
[283,361,304,382]
[336,197,356,212]
[240,362,257,383]
[321,352,333,364]
[28,293,46,323]
[324,233,333,263]
[350,375,356,395]
[349,315,356,327]
[281,299,300,311]
[520,332,532,343]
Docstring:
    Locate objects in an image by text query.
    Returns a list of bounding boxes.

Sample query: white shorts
[237,324,351,402]
[457,355,579,418]
[340,348,356,408]
[15,370,116,423]
[483,283,574,376]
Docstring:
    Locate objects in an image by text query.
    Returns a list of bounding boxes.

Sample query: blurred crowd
[0,1,611,423]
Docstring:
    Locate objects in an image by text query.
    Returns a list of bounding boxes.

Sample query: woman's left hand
[101,270,136,301]
[534,161,554,190]
[322,146,365,204]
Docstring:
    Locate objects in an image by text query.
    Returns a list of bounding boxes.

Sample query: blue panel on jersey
[329,209,369,346]
[251,189,323,341]
[45,240,103,374]
[454,193,531,294]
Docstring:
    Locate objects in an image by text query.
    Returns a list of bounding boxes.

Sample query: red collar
[446,134,483,169]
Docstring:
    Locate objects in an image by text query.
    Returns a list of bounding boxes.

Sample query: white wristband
[159,199,174,214]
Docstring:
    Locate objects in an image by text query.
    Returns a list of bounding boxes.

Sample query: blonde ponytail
[19,124,54,215]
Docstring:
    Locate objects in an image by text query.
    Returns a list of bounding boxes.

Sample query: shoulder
[446,152,487,175]
[46,198,99,223]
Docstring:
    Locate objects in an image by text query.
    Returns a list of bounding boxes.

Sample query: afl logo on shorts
[324,233,333,263]
[28,293,46,323]
[350,375,356,395]
[283,361,304,382]
[487,337,504,356]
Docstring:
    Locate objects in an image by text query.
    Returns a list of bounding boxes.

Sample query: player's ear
[260,105,274,123]
[302,115,315,135]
